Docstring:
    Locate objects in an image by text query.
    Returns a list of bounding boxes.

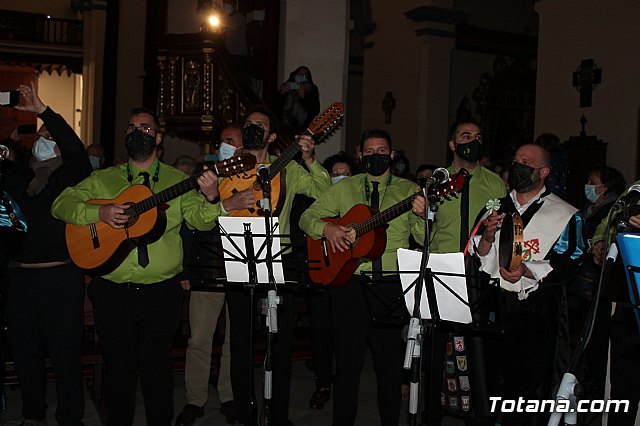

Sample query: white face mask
[331,175,348,185]
[218,142,238,161]
[88,155,102,169]
[32,136,58,161]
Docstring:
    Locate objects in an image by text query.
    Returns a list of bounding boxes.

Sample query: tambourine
[499,212,524,272]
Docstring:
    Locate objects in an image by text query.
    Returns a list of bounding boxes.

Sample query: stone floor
[0,351,469,426]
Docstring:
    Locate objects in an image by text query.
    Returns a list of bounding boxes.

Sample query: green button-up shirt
[430,164,506,254]
[271,155,331,250]
[299,173,425,274]
[51,160,222,284]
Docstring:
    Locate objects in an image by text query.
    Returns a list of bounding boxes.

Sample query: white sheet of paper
[397,249,472,324]
[218,216,285,284]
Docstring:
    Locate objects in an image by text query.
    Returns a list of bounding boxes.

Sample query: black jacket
[2,107,92,263]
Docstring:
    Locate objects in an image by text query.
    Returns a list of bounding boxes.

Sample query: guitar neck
[135,174,199,215]
[354,194,416,238]
[266,129,312,179]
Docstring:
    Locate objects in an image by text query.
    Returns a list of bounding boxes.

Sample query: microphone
[424,167,449,186]
[0,144,8,161]
[257,163,270,184]
[615,184,640,209]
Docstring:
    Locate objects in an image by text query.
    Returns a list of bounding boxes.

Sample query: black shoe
[175,404,204,426]
[220,401,239,425]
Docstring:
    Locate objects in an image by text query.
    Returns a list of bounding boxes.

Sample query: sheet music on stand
[218,216,285,284]
[397,248,472,324]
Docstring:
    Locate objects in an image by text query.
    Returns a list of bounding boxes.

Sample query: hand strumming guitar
[99,203,131,229]
[322,223,355,254]
[222,188,255,212]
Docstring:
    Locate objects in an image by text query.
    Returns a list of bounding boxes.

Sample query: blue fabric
[554,212,585,260]
[1,190,27,231]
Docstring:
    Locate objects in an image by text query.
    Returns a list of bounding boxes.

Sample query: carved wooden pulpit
[157,32,261,144]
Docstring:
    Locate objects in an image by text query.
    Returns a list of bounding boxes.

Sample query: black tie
[138,171,150,268]
[370,181,382,280]
[459,174,472,252]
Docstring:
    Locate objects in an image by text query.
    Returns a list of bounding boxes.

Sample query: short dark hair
[591,165,626,196]
[245,105,279,133]
[534,133,562,150]
[359,128,392,151]
[416,164,437,175]
[323,151,360,175]
[130,107,160,131]
[448,118,481,141]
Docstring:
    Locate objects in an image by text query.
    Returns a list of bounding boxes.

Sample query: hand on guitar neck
[98,165,220,229]
[297,134,317,165]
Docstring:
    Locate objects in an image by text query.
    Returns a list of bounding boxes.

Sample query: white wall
[535,0,640,184]
[278,0,350,162]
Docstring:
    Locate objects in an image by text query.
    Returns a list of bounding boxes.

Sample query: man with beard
[300,129,426,426]
[51,107,223,426]
[424,119,505,425]
[222,105,331,426]
[473,144,585,425]
[2,83,92,426]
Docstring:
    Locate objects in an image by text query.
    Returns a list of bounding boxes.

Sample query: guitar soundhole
[124,203,139,228]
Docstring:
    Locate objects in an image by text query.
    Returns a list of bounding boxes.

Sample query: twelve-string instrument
[218,102,344,217]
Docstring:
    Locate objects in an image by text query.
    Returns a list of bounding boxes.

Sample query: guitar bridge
[321,236,330,266]
[89,223,100,249]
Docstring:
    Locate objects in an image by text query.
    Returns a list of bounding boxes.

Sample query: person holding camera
[2,83,92,426]
[276,66,320,135]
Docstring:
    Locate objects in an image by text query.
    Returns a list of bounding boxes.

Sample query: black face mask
[242,124,267,149]
[455,139,482,163]
[362,153,391,177]
[125,129,156,162]
[509,162,541,193]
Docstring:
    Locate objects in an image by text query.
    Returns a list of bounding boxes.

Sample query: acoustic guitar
[65,154,256,275]
[218,102,344,217]
[306,173,466,288]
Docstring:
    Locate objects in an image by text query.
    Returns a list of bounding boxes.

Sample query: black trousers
[499,288,562,426]
[329,276,406,426]
[305,285,333,389]
[225,284,295,426]
[6,264,85,425]
[88,277,183,426]
[607,306,640,425]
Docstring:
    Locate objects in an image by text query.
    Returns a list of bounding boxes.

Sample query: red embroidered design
[522,239,540,261]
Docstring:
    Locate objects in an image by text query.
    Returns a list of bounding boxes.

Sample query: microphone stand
[257,165,281,426]
[403,182,438,426]
[548,229,618,426]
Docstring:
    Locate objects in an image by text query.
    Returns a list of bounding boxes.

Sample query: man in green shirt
[425,119,505,425]
[223,105,331,426]
[430,119,506,254]
[51,107,223,426]
[300,128,426,426]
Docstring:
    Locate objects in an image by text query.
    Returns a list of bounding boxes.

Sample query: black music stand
[216,215,309,425]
